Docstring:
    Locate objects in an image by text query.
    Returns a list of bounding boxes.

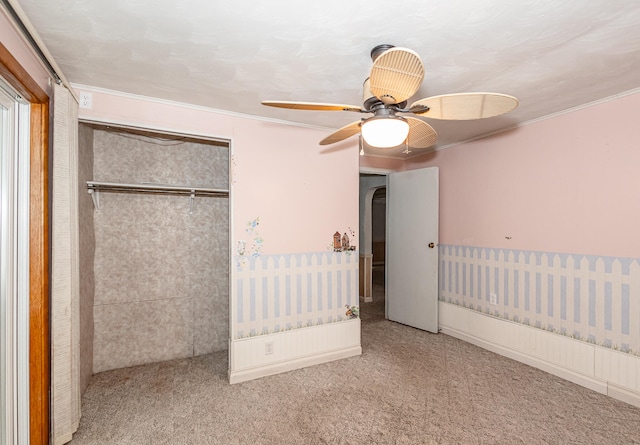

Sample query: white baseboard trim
[229,318,361,384]
[608,382,640,408]
[439,302,640,408]
[229,345,361,384]
[440,325,607,395]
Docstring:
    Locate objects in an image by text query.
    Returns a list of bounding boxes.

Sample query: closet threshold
[86,181,229,211]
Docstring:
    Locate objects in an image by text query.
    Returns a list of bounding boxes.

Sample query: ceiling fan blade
[319,121,362,145]
[369,47,424,105]
[410,93,519,120]
[262,100,363,112]
[405,116,437,149]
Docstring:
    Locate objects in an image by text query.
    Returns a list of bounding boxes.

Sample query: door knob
[428,243,435,248]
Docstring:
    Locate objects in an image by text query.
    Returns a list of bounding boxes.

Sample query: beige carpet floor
[71,268,640,444]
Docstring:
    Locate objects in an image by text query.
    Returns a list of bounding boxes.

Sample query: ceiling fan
[262,44,519,151]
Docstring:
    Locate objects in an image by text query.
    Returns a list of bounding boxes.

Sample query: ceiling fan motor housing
[362,78,407,111]
[362,77,407,112]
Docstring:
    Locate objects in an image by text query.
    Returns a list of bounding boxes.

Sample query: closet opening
[77,122,230,393]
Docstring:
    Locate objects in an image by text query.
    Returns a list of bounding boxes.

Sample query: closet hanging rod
[86,180,229,197]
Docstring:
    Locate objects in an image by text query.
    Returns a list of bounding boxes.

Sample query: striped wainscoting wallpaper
[440,245,640,355]
[234,252,359,338]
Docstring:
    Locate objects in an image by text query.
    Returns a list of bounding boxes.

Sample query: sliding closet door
[0,76,31,445]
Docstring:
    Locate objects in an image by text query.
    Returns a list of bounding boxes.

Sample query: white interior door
[386,167,439,333]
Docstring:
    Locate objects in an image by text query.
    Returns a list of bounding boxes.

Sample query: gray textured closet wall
[90,128,229,373]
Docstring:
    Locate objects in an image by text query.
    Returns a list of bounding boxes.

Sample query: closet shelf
[86,181,229,212]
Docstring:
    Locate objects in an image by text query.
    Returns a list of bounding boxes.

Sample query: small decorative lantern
[333,231,342,251]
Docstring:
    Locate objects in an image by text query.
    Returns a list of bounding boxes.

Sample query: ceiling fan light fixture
[262,46,518,151]
[361,116,409,148]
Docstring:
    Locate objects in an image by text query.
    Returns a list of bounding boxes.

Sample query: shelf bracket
[189,190,195,215]
[88,188,100,211]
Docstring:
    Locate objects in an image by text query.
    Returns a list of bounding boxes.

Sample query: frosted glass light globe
[361,117,409,148]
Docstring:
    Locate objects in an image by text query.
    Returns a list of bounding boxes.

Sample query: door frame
[0,43,50,445]
[359,167,391,307]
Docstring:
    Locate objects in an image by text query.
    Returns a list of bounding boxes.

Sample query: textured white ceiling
[15,0,640,158]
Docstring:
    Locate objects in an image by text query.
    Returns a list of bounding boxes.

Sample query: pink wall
[0,9,52,95]
[359,154,406,172]
[233,121,360,254]
[407,92,640,258]
[76,87,359,254]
